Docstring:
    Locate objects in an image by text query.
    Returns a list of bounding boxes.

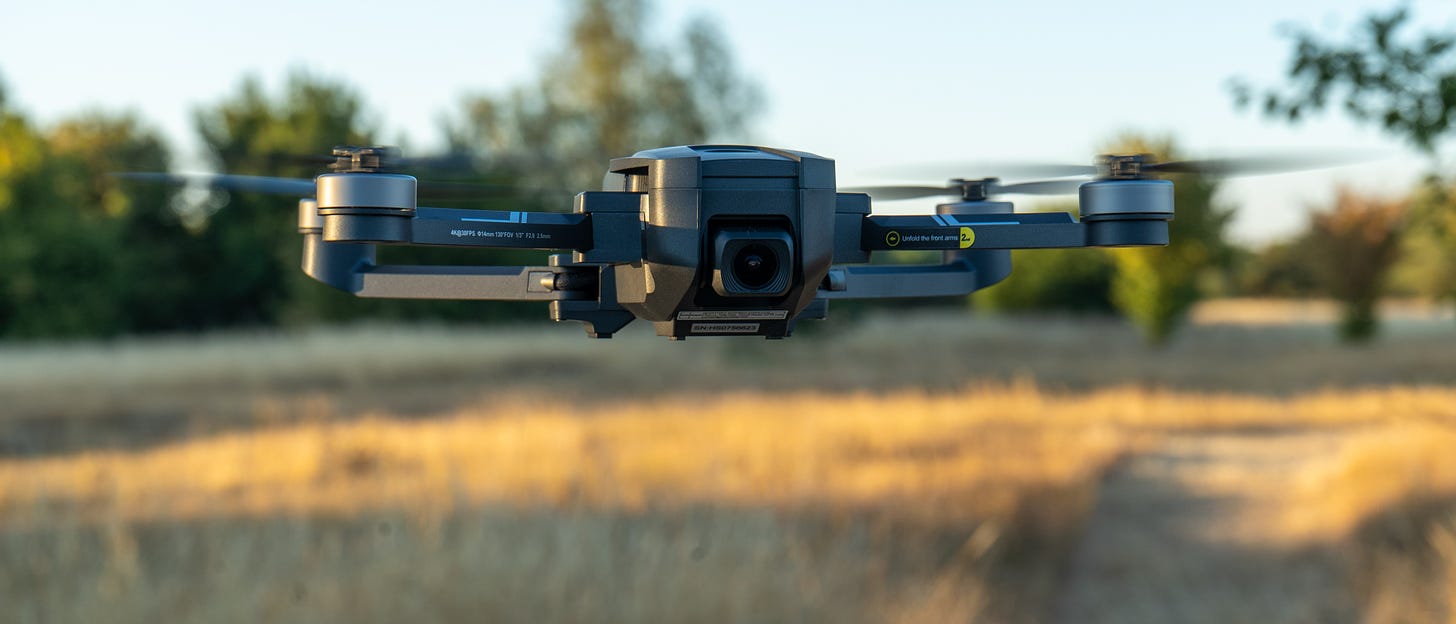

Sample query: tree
[1392,178,1456,305]
[1102,134,1235,345]
[1232,7,1456,310]
[1238,239,1323,298]
[447,0,763,199]
[974,202,1117,314]
[1232,8,1456,153]
[0,89,177,338]
[48,113,182,333]
[1304,189,1407,342]
[189,70,374,327]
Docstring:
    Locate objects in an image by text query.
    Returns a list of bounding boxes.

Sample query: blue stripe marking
[460,211,522,224]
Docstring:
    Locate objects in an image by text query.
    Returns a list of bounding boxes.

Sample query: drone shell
[597,146,838,337]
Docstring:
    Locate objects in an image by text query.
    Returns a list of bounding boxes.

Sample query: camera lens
[732,243,779,290]
[712,226,793,298]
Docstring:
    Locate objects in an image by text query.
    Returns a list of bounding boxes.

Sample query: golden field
[3,302,1456,623]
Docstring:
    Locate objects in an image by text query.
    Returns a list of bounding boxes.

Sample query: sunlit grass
[3,384,1138,623]
[2,386,1135,525]
[3,305,1456,622]
[4,382,1456,621]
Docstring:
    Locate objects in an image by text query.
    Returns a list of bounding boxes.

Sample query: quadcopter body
[285,144,1175,339]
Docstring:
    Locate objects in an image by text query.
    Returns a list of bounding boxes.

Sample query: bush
[975,248,1115,314]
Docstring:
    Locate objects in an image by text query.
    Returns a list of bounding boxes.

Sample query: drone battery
[1078,179,1174,247]
[316,172,417,244]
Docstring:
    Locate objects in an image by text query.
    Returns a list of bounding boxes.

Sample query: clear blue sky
[3,0,1452,242]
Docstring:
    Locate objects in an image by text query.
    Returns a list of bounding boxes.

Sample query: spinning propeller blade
[881,162,1097,180]
[111,172,316,196]
[248,151,479,173]
[842,178,1085,201]
[885,149,1378,183]
[1140,152,1373,176]
[111,172,519,199]
[991,178,1086,195]
[839,185,960,200]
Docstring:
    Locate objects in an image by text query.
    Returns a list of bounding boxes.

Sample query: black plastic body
[298,145,1176,340]
[591,145,837,339]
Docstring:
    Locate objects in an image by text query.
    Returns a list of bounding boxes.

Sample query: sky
[2,0,1453,243]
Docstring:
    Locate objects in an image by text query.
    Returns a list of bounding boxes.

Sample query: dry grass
[3,304,1456,622]
[1,388,1131,524]
[2,385,1141,623]
[5,385,1456,622]
[1191,297,1456,326]
[1300,424,1456,624]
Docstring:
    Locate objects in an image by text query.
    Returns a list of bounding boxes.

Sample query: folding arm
[859,212,1087,251]
[820,180,1174,300]
[299,200,600,302]
[407,207,593,250]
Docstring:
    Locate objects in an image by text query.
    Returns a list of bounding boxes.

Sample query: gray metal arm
[817,260,982,299]
[301,233,593,301]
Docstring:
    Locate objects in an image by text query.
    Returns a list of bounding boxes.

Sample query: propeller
[1135,154,1370,176]
[841,177,1087,202]
[110,172,520,200]
[113,145,522,200]
[112,172,315,196]
[880,149,1378,183]
[233,148,478,175]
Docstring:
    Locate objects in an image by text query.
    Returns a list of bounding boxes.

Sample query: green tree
[1238,239,1322,298]
[0,99,89,336]
[1306,189,1407,342]
[974,202,1117,314]
[191,71,554,327]
[0,90,177,338]
[1395,178,1456,305]
[1102,134,1235,345]
[976,248,1117,314]
[447,0,763,198]
[1233,8,1456,152]
[189,70,374,327]
[1233,6,1456,310]
[49,113,182,333]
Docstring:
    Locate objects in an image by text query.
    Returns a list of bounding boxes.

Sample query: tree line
[0,0,758,340]
[983,6,1456,345]
[0,1,1451,345]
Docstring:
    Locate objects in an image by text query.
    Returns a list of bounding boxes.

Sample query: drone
[121,144,1340,340]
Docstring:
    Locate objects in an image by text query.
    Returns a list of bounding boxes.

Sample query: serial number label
[677,310,789,321]
[689,323,761,334]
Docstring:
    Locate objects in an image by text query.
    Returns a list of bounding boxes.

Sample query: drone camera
[711,224,794,297]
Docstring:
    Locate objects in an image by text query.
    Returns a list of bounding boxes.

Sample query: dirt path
[1053,429,1364,624]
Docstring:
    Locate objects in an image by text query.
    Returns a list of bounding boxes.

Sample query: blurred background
[2,0,1456,621]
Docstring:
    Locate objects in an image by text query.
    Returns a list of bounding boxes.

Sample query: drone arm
[859,212,1088,251]
[819,183,1172,299]
[406,207,594,250]
[818,261,982,299]
[301,222,596,302]
[856,179,1175,252]
[355,264,592,301]
[298,187,631,303]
